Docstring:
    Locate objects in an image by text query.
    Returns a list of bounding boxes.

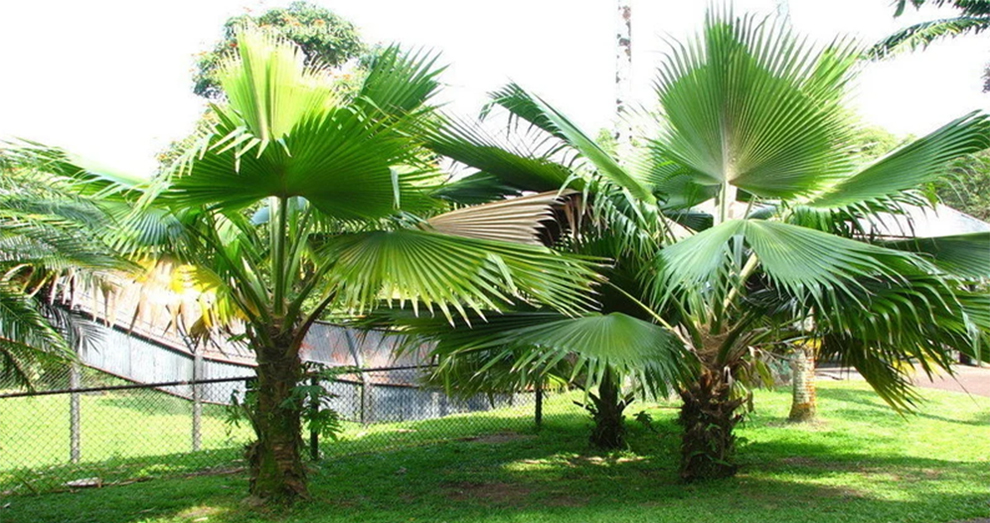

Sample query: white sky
[0,0,987,177]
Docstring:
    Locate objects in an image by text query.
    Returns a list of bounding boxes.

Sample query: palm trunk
[678,368,745,481]
[247,334,307,503]
[788,345,817,422]
[589,367,627,449]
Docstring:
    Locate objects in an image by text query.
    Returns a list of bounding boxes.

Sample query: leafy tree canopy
[192,1,365,99]
[939,149,990,219]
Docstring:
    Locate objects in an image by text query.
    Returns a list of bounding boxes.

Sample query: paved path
[818,364,990,397]
[912,364,990,397]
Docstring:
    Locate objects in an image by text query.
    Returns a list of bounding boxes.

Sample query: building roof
[870,204,990,238]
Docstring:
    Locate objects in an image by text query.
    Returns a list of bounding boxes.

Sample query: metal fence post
[191,350,203,452]
[344,329,373,424]
[309,375,319,461]
[359,371,373,424]
[69,360,81,464]
[534,382,544,430]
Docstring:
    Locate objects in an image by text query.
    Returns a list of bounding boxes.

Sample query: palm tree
[59,28,600,503]
[371,186,692,449]
[0,147,124,388]
[401,8,990,481]
[870,0,990,59]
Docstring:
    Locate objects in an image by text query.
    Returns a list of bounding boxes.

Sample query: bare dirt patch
[458,432,533,444]
[442,481,531,506]
[543,495,587,508]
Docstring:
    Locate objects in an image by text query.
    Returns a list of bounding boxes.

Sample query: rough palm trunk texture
[678,368,744,481]
[789,345,817,422]
[589,368,626,449]
[247,336,307,503]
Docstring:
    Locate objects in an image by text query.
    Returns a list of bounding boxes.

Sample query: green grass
[0,388,256,493]
[2,380,987,523]
[0,382,566,493]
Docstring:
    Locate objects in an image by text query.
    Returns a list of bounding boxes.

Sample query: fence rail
[0,376,252,400]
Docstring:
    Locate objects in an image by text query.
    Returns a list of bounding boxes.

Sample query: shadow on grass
[7,433,988,523]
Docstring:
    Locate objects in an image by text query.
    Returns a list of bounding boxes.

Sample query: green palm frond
[569,179,669,265]
[373,309,692,398]
[0,151,130,275]
[100,202,187,257]
[820,333,924,411]
[881,232,990,280]
[500,313,692,395]
[485,83,560,137]
[0,283,73,390]
[807,112,990,208]
[637,152,718,210]
[787,196,931,239]
[2,140,151,201]
[818,277,989,410]
[361,310,568,396]
[653,219,929,308]
[216,28,338,149]
[424,114,578,198]
[486,83,655,203]
[870,16,990,59]
[324,229,602,321]
[355,46,444,118]
[165,29,443,220]
[648,10,861,200]
[173,106,437,218]
[431,172,528,205]
[0,146,129,388]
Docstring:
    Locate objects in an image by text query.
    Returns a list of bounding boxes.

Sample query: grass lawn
[0,387,255,493]
[0,383,558,493]
[2,380,988,523]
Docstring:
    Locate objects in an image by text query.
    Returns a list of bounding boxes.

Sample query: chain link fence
[0,363,584,495]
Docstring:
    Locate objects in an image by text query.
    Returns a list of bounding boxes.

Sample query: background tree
[937,150,990,219]
[161,2,367,176]
[193,1,364,100]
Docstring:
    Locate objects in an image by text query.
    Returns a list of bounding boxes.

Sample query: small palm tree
[402,8,990,481]
[373,183,692,449]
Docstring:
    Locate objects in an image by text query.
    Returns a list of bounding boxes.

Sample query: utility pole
[775,0,792,26]
[615,0,633,155]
